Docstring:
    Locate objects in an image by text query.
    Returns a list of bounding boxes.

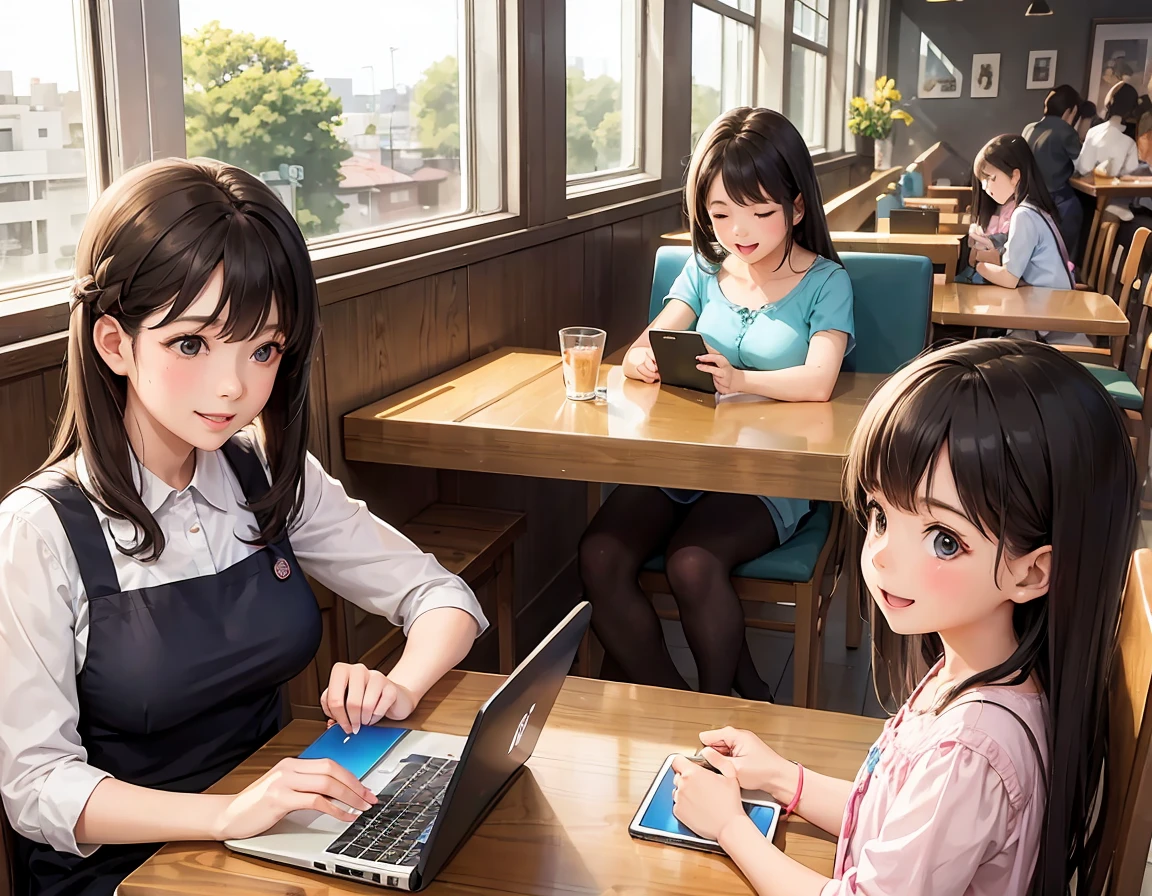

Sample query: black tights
[578,485,780,701]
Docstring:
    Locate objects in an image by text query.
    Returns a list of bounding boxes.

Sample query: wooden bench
[287,503,526,722]
[824,165,903,232]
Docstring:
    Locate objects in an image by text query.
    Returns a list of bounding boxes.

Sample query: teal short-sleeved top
[664,254,856,367]
[660,254,855,543]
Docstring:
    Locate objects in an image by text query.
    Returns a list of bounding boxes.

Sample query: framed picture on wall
[1026,50,1057,90]
[1087,19,1152,112]
[918,33,963,99]
[971,53,1001,98]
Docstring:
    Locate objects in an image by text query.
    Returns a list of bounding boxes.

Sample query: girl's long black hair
[844,338,1138,895]
[971,134,1061,231]
[685,107,840,269]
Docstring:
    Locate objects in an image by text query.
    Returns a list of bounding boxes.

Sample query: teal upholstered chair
[636,246,931,706]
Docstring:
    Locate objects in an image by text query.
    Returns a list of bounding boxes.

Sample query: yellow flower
[874,91,885,104]
[885,88,902,102]
[851,96,867,110]
[876,75,888,89]
[885,78,896,91]
[882,100,891,113]
[890,109,914,125]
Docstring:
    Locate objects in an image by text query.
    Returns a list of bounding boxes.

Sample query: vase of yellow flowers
[848,77,914,170]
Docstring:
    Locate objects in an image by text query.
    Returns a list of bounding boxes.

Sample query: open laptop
[225,601,592,891]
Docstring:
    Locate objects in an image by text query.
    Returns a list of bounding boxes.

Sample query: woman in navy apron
[0,158,487,896]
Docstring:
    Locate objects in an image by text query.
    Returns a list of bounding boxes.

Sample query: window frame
[689,0,758,149]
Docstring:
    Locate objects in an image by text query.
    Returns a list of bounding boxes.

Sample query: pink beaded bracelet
[784,763,804,818]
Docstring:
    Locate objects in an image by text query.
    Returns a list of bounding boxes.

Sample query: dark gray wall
[885,0,1149,179]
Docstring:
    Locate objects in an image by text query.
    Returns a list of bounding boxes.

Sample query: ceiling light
[1026,0,1052,14]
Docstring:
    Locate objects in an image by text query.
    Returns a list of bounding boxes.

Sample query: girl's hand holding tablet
[212,757,379,841]
[697,726,788,793]
[695,352,745,394]
[321,662,418,734]
[669,753,745,841]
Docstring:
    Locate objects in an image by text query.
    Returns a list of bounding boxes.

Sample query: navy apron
[11,435,323,896]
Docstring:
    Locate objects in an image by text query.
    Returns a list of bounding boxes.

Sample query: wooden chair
[287,503,525,721]
[1083,220,1119,292]
[1087,548,1152,895]
[1057,227,1149,371]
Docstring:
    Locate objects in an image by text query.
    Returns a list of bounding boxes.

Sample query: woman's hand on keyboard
[213,757,378,841]
[322,662,418,734]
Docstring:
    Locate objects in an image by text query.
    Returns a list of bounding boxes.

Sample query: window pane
[566,0,640,178]
[793,1,829,46]
[180,0,501,241]
[691,5,754,149]
[0,1,92,290]
[789,45,827,149]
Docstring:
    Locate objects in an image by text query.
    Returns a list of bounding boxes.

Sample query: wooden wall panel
[0,373,52,495]
[319,270,471,665]
[467,233,585,356]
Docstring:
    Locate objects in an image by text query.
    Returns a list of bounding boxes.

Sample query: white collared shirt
[0,432,487,856]
[1075,119,1140,176]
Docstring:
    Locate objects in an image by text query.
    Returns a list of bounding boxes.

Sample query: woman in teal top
[578,107,855,703]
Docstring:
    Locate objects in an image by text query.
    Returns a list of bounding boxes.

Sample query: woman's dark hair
[1043,84,1081,119]
[1104,81,1139,122]
[685,107,840,269]
[1079,100,1098,126]
[34,157,320,560]
[844,338,1138,896]
[971,134,1061,230]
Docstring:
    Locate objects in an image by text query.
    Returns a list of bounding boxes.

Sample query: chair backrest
[1109,227,1150,369]
[650,245,693,322]
[1089,548,1152,895]
[1097,223,1120,294]
[839,253,933,374]
[648,247,932,375]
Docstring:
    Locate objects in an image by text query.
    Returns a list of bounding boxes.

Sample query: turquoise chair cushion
[1083,363,1142,410]
[642,503,835,583]
[838,253,932,374]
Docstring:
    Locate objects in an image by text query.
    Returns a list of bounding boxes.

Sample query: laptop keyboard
[325,754,458,867]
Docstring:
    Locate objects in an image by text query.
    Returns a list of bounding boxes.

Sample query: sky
[1,0,721,97]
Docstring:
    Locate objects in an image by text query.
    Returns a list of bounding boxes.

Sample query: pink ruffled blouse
[820,661,1048,896]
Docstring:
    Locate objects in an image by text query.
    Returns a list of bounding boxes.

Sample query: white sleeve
[0,508,111,856]
[287,453,488,637]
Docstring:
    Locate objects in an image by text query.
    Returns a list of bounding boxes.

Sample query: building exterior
[0,72,88,289]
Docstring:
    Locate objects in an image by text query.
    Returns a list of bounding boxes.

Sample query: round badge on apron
[274,557,291,580]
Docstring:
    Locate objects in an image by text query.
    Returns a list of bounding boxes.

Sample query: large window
[0,0,94,291]
[565,0,641,182]
[691,2,755,149]
[178,0,504,242]
[788,0,830,149]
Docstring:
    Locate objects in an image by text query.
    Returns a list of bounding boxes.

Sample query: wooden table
[932,281,1130,335]
[1072,174,1152,264]
[829,231,962,282]
[120,672,884,895]
[903,196,958,213]
[344,348,887,503]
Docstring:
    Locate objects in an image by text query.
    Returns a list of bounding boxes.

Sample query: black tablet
[649,329,716,393]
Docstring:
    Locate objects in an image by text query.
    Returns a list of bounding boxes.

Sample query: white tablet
[628,753,782,854]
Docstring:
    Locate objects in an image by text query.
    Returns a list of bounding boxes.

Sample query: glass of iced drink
[559,327,606,400]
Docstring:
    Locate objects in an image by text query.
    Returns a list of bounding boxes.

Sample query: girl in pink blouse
[669,338,1137,896]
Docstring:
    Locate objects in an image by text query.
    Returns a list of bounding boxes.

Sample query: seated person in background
[971,135,1074,292]
[668,338,1135,896]
[1077,100,1099,141]
[1076,82,1151,222]
[578,107,854,704]
[1022,84,1084,253]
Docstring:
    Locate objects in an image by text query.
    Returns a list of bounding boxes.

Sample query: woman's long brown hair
[37,157,320,560]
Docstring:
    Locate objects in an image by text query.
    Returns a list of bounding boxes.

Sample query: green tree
[411,56,460,157]
[566,67,622,174]
[691,80,721,149]
[182,21,351,236]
